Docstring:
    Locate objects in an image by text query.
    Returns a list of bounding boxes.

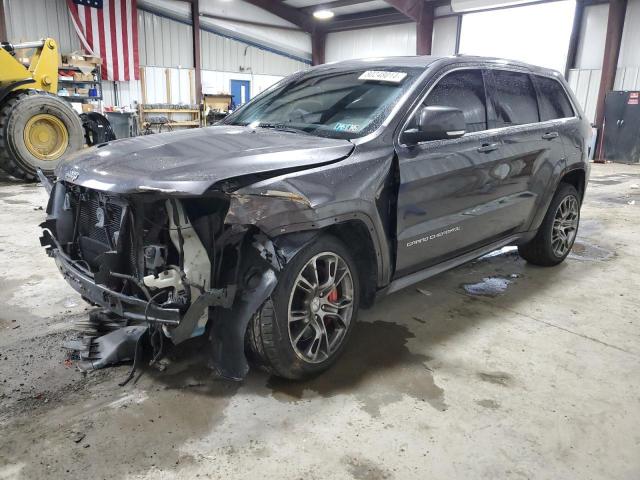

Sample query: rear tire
[246,234,360,380]
[0,90,84,181]
[518,183,580,266]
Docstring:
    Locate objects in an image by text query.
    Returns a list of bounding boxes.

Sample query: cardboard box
[62,53,101,68]
[204,93,233,112]
[81,104,95,113]
[73,72,94,82]
[74,88,89,96]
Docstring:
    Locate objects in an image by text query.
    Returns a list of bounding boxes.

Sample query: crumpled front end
[40,180,284,379]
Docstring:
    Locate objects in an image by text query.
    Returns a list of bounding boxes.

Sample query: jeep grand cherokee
[40,56,590,380]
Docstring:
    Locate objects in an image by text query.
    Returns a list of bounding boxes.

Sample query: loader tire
[0,90,83,181]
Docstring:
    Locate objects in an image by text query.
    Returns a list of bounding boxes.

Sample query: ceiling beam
[242,0,316,33]
[199,12,303,32]
[382,0,426,21]
[327,8,411,31]
[301,0,375,13]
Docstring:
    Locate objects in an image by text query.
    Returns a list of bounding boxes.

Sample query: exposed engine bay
[40,180,289,380]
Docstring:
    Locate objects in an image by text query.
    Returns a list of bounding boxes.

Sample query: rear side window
[424,69,487,133]
[536,76,575,120]
[490,70,539,127]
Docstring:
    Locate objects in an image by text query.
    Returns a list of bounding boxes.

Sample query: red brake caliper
[327,288,338,303]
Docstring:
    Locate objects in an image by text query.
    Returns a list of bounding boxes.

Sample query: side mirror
[402,106,466,144]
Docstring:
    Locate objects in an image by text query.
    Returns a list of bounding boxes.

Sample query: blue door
[230,80,251,109]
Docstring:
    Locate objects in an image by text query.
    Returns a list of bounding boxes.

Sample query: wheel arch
[271,218,380,309]
[527,165,587,233]
[560,168,586,201]
[324,220,378,309]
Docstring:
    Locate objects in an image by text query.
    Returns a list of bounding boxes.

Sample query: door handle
[477,143,500,153]
[542,131,559,140]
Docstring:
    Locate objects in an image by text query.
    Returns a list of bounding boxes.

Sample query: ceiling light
[313,9,334,20]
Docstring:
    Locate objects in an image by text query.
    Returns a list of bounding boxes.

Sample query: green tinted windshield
[222,67,422,139]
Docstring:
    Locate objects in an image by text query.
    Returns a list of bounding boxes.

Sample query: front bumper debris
[46,233,235,329]
[64,325,149,371]
[50,243,182,324]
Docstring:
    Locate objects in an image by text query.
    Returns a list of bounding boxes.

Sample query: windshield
[222,67,423,139]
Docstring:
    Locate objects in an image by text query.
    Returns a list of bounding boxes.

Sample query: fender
[226,191,393,288]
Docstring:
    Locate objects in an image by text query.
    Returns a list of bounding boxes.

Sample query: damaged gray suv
[40,56,590,380]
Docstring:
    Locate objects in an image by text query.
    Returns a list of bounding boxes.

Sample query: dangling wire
[145,290,167,367]
[120,290,166,387]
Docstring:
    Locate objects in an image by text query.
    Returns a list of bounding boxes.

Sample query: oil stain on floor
[265,320,447,416]
[570,240,615,262]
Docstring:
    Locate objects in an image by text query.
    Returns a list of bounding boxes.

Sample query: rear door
[484,69,565,232]
[533,73,583,170]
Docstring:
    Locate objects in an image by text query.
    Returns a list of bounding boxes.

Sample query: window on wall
[458,1,576,73]
[424,69,487,133]
[490,70,539,127]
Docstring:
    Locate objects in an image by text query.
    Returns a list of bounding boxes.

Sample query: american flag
[66,0,139,81]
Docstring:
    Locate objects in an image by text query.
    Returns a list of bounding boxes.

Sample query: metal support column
[454,14,462,54]
[0,0,8,43]
[564,0,585,79]
[594,0,627,161]
[312,29,326,66]
[416,3,434,55]
[192,0,202,105]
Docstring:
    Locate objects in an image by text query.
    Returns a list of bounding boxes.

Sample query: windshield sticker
[358,70,407,83]
[334,123,360,133]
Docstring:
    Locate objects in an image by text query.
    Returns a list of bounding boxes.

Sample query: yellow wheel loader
[0,38,84,180]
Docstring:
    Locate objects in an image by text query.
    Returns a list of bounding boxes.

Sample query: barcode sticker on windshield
[359,71,407,83]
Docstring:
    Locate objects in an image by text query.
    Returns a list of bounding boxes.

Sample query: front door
[396,69,509,277]
[230,80,251,109]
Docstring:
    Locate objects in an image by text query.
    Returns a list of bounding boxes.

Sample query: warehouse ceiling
[283,0,392,16]
[243,0,442,33]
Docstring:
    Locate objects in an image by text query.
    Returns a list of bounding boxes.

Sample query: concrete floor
[0,162,639,480]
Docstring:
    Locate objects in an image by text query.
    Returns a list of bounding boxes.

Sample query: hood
[57,125,354,195]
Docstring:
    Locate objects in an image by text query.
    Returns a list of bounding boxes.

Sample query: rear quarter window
[489,70,540,128]
[535,76,575,121]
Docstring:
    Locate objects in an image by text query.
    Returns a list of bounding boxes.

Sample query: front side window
[535,75,575,121]
[424,69,487,133]
[222,67,422,139]
[490,70,539,127]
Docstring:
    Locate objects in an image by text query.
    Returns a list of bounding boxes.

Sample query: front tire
[246,234,359,380]
[519,183,581,266]
[0,91,84,180]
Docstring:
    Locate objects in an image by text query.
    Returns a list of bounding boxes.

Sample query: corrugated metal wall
[615,0,640,90]
[432,16,459,56]
[200,29,307,76]
[567,69,601,122]
[568,0,640,122]
[567,4,607,122]
[137,9,194,68]
[325,23,416,63]
[3,0,80,53]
